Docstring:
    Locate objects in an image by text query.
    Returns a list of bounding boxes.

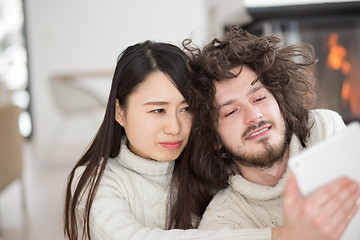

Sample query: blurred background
[0,0,359,239]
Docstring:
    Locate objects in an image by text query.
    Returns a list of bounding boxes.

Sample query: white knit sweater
[199,109,346,230]
[72,140,272,239]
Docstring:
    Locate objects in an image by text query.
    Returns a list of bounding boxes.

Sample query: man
[185,25,360,239]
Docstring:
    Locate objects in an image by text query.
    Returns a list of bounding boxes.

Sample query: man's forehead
[214,77,265,108]
[213,76,263,94]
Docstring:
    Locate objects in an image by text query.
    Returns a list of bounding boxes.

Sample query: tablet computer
[288,121,360,240]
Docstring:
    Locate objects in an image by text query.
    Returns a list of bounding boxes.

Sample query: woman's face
[115,71,192,161]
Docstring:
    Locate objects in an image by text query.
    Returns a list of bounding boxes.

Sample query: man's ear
[115,99,125,127]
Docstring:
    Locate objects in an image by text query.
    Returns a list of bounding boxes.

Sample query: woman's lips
[160,141,182,149]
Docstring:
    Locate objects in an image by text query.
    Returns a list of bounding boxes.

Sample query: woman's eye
[254,96,265,103]
[180,106,190,112]
[151,109,165,114]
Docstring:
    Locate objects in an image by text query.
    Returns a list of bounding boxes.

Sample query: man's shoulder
[199,184,249,229]
[206,184,242,212]
[307,109,346,146]
[310,109,344,123]
[211,186,234,203]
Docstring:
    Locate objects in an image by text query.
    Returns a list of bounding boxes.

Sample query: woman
[64,41,272,240]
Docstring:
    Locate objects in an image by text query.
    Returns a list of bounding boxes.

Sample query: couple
[64,25,360,240]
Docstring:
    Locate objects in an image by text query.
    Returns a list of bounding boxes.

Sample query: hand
[274,172,360,240]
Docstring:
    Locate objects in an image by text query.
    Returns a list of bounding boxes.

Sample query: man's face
[214,65,288,168]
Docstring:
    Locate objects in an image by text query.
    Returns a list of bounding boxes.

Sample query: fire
[326,32,359,116]
[326,33,350,74]
[341,81,350,102]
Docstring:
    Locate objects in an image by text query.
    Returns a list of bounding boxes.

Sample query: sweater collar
[229,168,290,200]
[115,138,174,176]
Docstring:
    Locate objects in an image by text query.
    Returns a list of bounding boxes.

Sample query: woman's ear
[215,142,223,151]
[115,99,125,127]
[214,136,223,151]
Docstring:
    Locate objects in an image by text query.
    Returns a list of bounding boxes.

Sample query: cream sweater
[199,109,346,230]
[73,141,271,239]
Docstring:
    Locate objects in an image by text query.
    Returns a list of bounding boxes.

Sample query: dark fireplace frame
[246,1,360,22]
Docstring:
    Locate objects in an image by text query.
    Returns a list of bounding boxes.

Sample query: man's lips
[245,126,271,140]
[160,141,182,149]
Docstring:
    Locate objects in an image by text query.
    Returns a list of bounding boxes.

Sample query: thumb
[284,172,301,208]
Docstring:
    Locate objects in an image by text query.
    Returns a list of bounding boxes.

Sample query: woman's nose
[164,114,181,135]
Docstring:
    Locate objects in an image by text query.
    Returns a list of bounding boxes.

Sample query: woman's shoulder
[72,156,126,180]
[71,153,131,188]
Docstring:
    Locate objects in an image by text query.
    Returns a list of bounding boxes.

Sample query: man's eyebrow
[218,99,236,109]
[218,85,264,109]
[247,85,264,97]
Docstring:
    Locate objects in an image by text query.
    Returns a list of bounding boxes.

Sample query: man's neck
[237,148,290,187]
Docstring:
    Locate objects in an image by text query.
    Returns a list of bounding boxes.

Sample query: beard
[225,121,291,169]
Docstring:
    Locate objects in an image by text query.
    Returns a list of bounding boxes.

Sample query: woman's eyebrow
[143,101,168,106]
[143,100,187,106]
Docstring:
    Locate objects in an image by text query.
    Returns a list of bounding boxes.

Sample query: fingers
[302,177,358,223]
[282,174,360,240]
[324,183,360,238]
[303,177,360,239]
[283,172,300,207]
[307,177,356,208]
[322,178,360,216]
[331,204,359,239]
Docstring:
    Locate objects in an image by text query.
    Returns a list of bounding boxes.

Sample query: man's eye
[254,96,265,103]
[151,109,165,114]
[224,110,236,117]
[181,106,190,112]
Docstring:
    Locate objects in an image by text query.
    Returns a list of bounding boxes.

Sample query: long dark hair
[64,40,190,240]
[168,25,318,229]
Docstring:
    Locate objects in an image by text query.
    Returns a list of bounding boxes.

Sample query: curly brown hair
[168,25,318,229]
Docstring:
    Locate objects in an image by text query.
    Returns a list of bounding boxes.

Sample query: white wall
[24,0,212,155]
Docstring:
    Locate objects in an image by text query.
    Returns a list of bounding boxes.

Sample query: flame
[326,33,349,74]
[326,32,359,116]
[341,81,350,101]
[342,61,351,75]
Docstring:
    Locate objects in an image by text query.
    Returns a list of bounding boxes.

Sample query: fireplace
[240,1,360,124]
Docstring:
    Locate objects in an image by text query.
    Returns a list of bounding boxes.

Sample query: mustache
[242,121,271,139]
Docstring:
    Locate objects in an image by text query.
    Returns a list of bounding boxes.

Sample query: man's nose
[243,105,263,124]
